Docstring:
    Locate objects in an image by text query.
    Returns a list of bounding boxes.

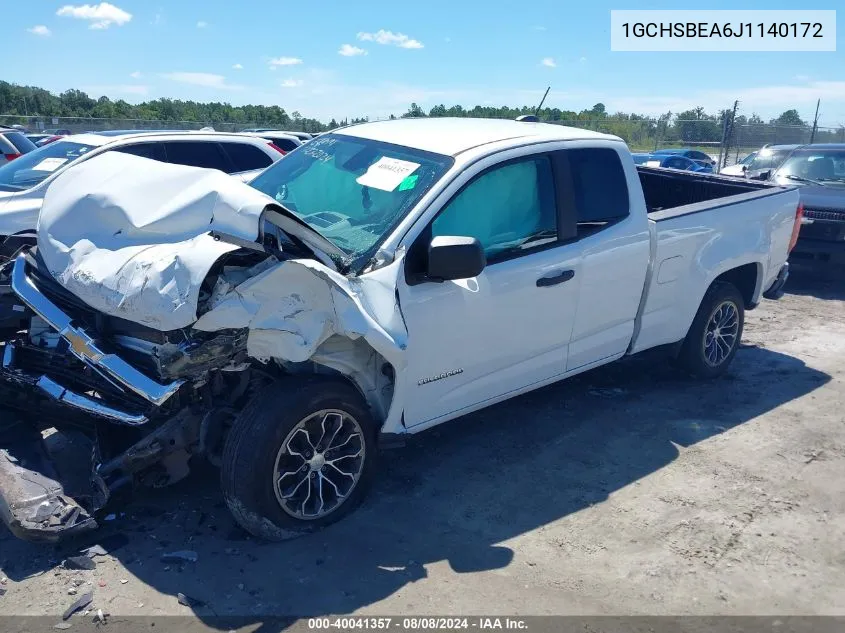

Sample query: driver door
[397,153,583,428]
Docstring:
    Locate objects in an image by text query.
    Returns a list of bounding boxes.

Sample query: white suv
[0,131,285,239]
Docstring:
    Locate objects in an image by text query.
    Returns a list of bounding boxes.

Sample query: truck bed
[637,166,782,217]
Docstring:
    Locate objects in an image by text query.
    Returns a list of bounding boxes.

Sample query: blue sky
[5,0,844,125]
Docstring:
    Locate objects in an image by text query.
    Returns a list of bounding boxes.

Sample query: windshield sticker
[397,174,419,191]
[356,157,420,192]
[32,157,69,172]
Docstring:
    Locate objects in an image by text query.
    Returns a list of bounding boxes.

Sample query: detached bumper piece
[763,263,790,300]
[0,423,98,542]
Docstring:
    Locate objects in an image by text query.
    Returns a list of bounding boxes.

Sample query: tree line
[2,80,842,148]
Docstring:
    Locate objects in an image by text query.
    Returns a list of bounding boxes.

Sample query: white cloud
[579,57,588,64]
[269,57,303,68]
[281,79,304,88]
[160,72,242,90]
[533,25,547,31]
[27,25,52,36]
[56,3,132,29]
[541,57,556,68]
[232,63,243,70]
[196,20,208,28]
[338,44,367,57]
[129,71,142,79]
[357,30,423,49]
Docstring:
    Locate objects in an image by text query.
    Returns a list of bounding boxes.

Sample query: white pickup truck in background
[0,118,801,543]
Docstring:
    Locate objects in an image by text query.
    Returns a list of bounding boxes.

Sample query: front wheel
[220,376,377,541]
[677,281,745,379]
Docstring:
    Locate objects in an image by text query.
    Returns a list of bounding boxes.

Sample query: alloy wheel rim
[272,409,365,520]
[702,300,739,367]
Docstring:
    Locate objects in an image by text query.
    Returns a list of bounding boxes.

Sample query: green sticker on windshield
[397,174,418,191]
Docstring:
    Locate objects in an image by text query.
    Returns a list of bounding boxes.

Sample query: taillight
[268,142,286,156]
[789,202,803,253]
[3,153,21,162]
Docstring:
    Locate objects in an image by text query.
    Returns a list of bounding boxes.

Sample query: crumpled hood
[37,152,276,330]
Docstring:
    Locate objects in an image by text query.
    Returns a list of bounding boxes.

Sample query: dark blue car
[632,153,714,173]
[653,148,716,169]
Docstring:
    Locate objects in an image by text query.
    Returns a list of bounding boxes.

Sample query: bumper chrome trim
[9,253,183,407]
[36,375,149,426]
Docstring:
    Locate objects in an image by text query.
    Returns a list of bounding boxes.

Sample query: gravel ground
[0,265,843,628]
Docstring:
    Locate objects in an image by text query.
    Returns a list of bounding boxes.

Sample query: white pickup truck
[0,118,801,542]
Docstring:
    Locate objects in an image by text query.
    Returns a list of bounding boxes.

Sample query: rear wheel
[677,281,744,379]
[220,376,377,540]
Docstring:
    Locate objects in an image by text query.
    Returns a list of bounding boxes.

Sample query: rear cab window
[563,147,630,238]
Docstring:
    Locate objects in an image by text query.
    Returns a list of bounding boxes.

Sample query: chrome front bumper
[3,253,184,425]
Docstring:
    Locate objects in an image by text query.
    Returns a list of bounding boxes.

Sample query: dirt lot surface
[0,266,843,627]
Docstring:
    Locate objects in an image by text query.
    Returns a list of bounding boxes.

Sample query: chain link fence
[4,111,843,169]
[0,114,319,134]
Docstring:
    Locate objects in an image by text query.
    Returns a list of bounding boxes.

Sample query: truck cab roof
[334,118,622,157]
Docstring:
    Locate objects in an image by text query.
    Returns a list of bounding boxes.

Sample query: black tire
[220,375,378,541]
[677,281,745,379]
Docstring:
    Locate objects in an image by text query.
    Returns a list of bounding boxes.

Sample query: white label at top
[611,10,836,52]
[356,157,420,192]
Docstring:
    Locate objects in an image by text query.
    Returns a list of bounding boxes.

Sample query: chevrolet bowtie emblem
[62,328,103,362]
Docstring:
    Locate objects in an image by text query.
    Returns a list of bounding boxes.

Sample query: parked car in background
[43,128,72,136]
[0,131,285,242]
[243,131,302,154]
[632,153,713,172]
[0,128,37,166]
[241,128,314,142]
[25,134,65,148]
[767,144,845,265]
[720,151,758,176]
[744,144,802,180]
[653,148,716,169]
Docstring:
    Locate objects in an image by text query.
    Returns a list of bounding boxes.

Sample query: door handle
[536,270,575,287]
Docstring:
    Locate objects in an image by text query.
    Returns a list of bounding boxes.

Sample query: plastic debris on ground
[62,590,94,620]
[160,550,199,564]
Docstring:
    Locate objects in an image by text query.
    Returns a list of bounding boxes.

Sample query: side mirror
[742,164,748,172]
[427,236,486,281]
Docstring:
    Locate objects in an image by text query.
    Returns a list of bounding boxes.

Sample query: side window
[113,143,167,162]
[567,148,629,238]
[272,138,300,152]
[163,142,231,172]
[221,142,274,172]
[430,156,557,262]
[665,157,685,169]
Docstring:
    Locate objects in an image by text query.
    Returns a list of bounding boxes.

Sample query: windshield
[249,133,453,261]
[746,148,791,173]
[773,149,845,185]
[0,141,96,192]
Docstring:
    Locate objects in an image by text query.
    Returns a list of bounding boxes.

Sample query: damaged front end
[0,151,407,542]
[0,250,267,542]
